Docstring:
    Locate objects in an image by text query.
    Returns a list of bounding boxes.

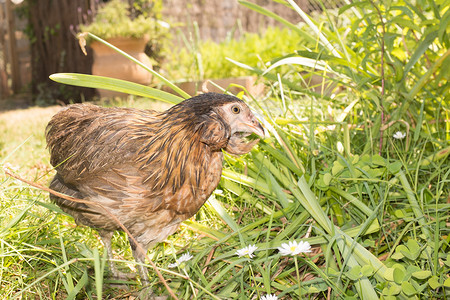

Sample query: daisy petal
[235,244,258,258]
[168,252,193,268]
[277,240,311,256]
[260,294,278,300]
[393,131,406,140]
[177,252,193,263]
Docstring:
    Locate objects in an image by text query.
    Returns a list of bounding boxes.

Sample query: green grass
[1,0,450,299]
[1,95,448,299]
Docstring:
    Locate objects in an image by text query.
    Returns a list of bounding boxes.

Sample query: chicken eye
[231,105,240,114]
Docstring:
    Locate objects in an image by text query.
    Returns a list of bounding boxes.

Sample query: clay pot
[90,36,152,98]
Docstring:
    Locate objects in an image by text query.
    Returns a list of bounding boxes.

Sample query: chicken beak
[250,119,265,139]
[242,115,265,139]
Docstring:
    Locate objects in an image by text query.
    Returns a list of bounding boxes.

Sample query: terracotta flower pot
[90,36,152,98]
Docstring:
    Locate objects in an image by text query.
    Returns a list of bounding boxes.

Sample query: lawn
[1,0,449,299]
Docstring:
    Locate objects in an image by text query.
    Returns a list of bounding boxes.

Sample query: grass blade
[66,271,89,300]
[396,169,432,238]
[207,196,242,237]
[93,248,106,299]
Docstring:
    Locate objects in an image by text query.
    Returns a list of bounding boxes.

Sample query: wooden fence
[0,0,26,98]
[161,0,342,42]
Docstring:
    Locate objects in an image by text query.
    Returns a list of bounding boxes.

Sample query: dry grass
[0,105,60,177]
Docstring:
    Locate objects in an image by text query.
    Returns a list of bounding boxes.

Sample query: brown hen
[46,93,264,288]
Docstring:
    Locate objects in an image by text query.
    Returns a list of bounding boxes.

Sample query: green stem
[249,264,259,297]
[183,268,197,298]
[294,256,302,298]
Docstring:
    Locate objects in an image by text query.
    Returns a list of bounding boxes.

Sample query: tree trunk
[27,0,97,104]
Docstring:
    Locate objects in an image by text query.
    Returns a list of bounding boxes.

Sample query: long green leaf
[49,73,183,104]
[263,57,332,75]
[407,48,450,99]
[403,30,438,80]
[294,50,359,71]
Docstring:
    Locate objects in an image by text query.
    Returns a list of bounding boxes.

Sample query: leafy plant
[229,0,449,298]
[237,0,449,152]
[79,0,169,41]
[163,26,311,81]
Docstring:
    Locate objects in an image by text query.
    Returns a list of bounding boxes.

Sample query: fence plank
[5,0,20,94]
[0,3,9,98]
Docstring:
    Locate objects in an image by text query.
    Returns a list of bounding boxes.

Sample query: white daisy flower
[260,294,278,300]
[393,131,406,140]
[3,162,19,172]
[277,240,311,256]
[235,244,258,258]
[168,252,193,268]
